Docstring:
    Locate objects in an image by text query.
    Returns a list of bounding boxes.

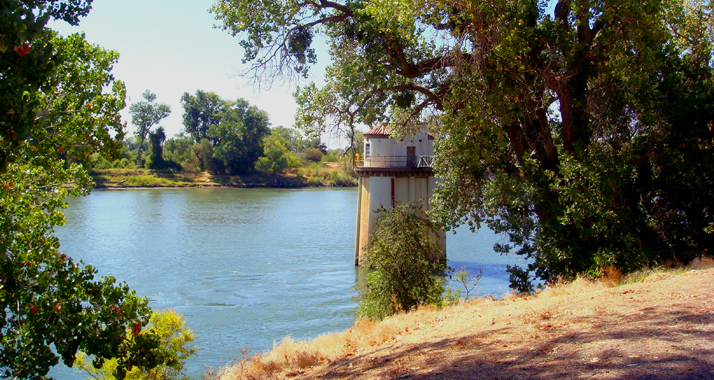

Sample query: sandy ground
[289,267,714,380]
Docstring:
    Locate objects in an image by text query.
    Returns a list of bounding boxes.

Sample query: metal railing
[416,156,434,168]
[355,155,434,168]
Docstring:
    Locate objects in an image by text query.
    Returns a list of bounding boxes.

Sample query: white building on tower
[354,125,445,265]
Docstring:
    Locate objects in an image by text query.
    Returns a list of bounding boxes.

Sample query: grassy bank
[90,165,357,189]
[207,259,714,379]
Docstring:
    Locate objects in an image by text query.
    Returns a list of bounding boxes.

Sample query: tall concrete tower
[354,125,445,266]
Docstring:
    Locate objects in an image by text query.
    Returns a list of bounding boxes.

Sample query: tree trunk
[137,134,147,168]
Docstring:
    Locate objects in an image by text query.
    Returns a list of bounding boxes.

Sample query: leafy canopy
[214,0,714,288]
[180,90,227,144]
[255,130,301,174]
[0,0,94,171]
[207,98,271,174]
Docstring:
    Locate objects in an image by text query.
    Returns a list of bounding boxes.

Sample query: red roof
[364,124,392,137]
[364,124,435,139]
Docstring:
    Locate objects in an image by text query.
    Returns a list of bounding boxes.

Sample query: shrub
[305,176,323,186]
[304,147,323,162]
[75,309,197,380]
[321,150,338,162]
[89,153,113,169]
[358,202,447,319]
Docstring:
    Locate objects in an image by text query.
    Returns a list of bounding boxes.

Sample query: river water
[50,188,525,379]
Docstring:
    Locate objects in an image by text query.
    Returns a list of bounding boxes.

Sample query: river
[50,187,525,379]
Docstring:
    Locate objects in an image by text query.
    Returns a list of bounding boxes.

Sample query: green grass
[89,167,357,188]
[123,175,183,187]
[619,266,688,286]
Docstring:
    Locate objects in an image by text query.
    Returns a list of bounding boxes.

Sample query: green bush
[358,202,447,320]
[89,154,113,169]
[75,309,197,380]
[305,176,323,186]
[321,150,338,162]
[303,147,323,162]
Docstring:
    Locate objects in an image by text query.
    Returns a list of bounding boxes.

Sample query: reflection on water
[51,188,525,379]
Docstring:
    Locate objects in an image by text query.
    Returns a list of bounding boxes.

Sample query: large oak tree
[213,0,714,288]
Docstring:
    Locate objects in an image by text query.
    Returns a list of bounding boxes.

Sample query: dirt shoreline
[213,265,714,379]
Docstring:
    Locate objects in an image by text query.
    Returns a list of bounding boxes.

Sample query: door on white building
[407,146,416,167]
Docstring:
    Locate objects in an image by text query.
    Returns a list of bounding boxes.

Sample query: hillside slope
[213,263,714,380]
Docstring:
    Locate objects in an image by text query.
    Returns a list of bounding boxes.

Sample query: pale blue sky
[49,0,328,140]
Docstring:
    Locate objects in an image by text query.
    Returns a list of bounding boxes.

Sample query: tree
[147,127,167,170]
[0,0,95,172]
[180,90,227,143]
[163,134,195,169]
[0,26,165,379]
[271,126,302,153]
[213,0,714,289]
[129,90,171,168]
[208,98,271,173]
[302,136,327,154]
[191,139,217,172]
[255,131,300,174]
[358,202,447,320]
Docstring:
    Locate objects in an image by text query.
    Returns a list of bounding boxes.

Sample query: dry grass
[686,255,714,270]
[600,266,623,287]
[206,259,714,380]
[209,309,451,380]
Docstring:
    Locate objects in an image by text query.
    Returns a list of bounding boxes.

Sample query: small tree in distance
[147,126,166,169]
[129,90,171,168]
[358,202,447,320]
[455,267,484,300]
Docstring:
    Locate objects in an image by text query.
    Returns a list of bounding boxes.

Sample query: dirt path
[296,268,714,380]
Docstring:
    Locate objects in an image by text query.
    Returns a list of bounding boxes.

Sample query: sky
[49,0,333,143]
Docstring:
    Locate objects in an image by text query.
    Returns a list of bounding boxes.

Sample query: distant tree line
[91,89,341,175]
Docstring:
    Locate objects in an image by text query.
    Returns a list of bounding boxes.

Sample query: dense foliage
[358,202,447,320]
[0,0,94,171]
[146,127,180,170]
[180,90,224,144]
[0,2,165,376]
[213,0,714,289]
[178,91,271,173]
[255,131,300,174]
[209,98,271,173]
[75,310,197,380]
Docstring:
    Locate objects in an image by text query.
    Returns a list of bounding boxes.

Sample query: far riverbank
[90,166,357,189]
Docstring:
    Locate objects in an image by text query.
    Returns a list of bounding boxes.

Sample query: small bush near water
[358,202,447,320]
